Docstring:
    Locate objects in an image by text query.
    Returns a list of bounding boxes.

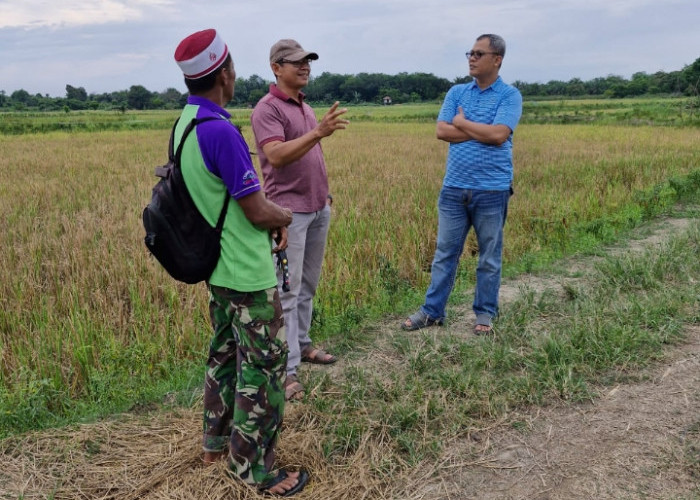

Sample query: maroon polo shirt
[250,84,329,213]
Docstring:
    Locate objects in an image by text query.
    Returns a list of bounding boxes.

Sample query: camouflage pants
[203,285,287,486]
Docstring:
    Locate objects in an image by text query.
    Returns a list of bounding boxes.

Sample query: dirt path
[1,218,698,500]
[407,217,700,499]
[413,325,699,499]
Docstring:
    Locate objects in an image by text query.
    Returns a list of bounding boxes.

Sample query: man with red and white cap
[251,39,349,402]
[173,29,307,496]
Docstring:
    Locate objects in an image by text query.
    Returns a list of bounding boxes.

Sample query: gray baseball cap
[269,39,319,63]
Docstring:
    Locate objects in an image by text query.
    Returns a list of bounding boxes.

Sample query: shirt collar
[186,95,231,119]
[269,84,305,105]
[467,76,503,92]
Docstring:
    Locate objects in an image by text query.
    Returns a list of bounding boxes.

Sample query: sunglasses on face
[277,58,313,68]
[465,50,500,60]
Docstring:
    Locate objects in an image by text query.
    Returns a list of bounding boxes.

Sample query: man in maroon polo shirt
[251,39,349,401]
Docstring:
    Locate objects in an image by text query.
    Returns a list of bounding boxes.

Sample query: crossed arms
[437,106,512,145]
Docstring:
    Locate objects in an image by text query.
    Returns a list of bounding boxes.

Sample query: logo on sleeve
[242,170,257,186]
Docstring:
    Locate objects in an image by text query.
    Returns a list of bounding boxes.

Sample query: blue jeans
[422,186,510,325]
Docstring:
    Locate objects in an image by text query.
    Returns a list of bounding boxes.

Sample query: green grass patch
[302,221,699,465]
[0,106,699,439]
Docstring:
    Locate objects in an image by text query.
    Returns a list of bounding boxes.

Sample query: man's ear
[271,62,282,78]
[218,67,232,87]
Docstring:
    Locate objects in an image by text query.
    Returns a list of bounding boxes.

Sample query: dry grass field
[1,104,699,498]
[2,121,699,405]
[1,216,698,499]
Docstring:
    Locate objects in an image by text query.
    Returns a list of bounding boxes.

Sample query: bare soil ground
[1,217,698,500]
[412,325,700,500]
[390,217,700,500]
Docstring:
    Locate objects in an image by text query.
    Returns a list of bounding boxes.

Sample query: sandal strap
[406,310,443,328]
[260,469,310,496]
[304,347,326,359]
[260,470,289,490]
[284,374,304,400]
[301,346,337,364]
[408,310,430,326]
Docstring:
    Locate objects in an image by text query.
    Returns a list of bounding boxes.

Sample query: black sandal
[401,310,443,331]
[259,469,309,497]
[474,314,493,336]
[474,324,493,335]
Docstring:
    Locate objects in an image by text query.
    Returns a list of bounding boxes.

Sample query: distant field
[1,96,698,134]
[0,100,699,436]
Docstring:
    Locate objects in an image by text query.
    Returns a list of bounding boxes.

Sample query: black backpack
[142,117,230,284]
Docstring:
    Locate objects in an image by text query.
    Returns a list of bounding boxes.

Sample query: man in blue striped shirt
[402,34,522,335]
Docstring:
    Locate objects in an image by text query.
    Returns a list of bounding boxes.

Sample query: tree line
[1,57,698,112]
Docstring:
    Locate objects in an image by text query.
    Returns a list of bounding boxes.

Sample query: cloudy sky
[1,0,698,97]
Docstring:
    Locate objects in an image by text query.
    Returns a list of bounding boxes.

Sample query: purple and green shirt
[177,96,276,291]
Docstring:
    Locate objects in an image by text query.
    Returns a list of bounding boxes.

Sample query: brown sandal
[202,450,226,465]
[301,346,337,365]
[284,374,304,401]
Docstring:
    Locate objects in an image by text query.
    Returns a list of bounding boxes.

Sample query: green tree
[157,88,184,109]
[566,78,586,96]
[65,99,88,110]
[65,85,88,101]
[378,87,403,104]
[627,72,650,96]
[584,77,609,95]
[681,57,700,96]
[248,89,266,106]
[127,85,153,110]
[232,74,269,106]
[10,89,31,104]
[513,80,543,96]
[305,72,347,103]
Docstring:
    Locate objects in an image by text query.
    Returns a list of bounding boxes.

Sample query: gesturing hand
[316,101,349,138]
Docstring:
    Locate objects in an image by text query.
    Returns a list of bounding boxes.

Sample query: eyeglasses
[277,58,313,68]
[465,50,500,60]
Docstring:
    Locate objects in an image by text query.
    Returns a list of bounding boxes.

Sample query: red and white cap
[174,29,229,79]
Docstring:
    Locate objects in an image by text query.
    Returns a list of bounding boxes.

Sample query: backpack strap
[167,118,179,163]
[172,116,232,233]
[172,116,221,164]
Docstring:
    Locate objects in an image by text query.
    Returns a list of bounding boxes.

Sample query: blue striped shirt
[438,77,522,190]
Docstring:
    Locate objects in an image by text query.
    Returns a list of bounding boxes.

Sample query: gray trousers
[279,205,331,376]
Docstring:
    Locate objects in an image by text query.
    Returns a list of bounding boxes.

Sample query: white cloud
[0,0,175,29]
[0,0,698,96]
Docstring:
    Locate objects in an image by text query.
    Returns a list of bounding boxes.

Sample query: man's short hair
[477,34,506,57]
